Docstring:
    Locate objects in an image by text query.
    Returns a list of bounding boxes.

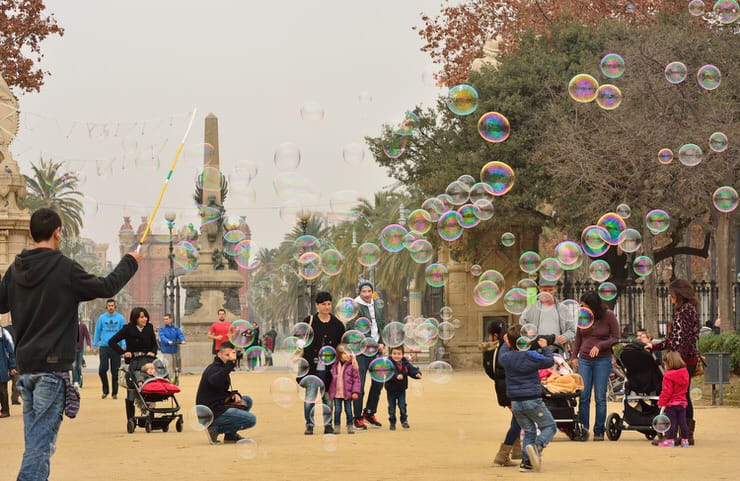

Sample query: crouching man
[196,341,256,444]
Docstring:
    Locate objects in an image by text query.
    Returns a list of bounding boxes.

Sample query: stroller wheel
[606,413,622,441]
[175,417,183,432]
[162,421,170,433]
[127,418,136,434]
[145,419,153,433]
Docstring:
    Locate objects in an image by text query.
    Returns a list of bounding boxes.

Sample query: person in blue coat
[158,313,186,380]
[499,325,557,473]
[0,325,17,417]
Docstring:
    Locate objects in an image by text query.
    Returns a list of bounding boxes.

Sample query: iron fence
[560,280,740,337]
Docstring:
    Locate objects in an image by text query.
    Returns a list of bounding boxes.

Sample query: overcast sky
[10,0,445,261]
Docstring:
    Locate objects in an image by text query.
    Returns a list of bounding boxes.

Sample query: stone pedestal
[179,269,244,369]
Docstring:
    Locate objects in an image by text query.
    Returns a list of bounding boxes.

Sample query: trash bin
[704,352,731,405]
[704,352,730,384]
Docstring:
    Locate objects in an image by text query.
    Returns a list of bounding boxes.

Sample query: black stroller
[124,355,184,433]
[606,341,663,441]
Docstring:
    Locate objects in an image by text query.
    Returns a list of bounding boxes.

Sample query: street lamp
[296,209,312,321]
[164,211,179,327]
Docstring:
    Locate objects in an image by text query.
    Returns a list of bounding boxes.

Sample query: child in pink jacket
[657,351,690,448]
[329,345,361,434]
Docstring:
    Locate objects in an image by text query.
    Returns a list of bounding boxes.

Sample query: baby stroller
[124,355,184,434]
[541,349,587,441]
[605,341,663,441]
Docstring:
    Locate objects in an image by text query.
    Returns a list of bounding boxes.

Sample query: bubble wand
[137,108,198,250]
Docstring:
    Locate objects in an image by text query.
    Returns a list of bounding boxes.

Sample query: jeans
[72,349,85,387]
[0,381,9,414]
[354,353,383,417]
[333,398,353,426]
[303,390,331,427]
[17,373,65,481]
[211,395,256,435]
[503,410,522,445]
[511,398,556,464]
[387,390,407,425]
[98,347,121,396]
[578,355,611,435]
[686,363,695,420]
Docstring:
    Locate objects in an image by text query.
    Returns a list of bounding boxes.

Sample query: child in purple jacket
[329,345,361,434]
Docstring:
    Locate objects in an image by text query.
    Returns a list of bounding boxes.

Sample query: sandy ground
[0,366,735,481]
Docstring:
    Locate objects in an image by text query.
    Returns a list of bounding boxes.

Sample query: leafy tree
[0,0,64,93]
[415,0,684,86]
[21,157,84,237]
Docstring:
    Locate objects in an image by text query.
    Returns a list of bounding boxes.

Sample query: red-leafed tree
[0,0,64,93]
[415,0,684,86]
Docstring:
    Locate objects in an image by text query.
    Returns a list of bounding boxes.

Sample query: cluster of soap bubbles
[568,53,625,110]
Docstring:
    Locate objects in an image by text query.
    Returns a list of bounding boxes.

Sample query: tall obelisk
[179,113,244,368]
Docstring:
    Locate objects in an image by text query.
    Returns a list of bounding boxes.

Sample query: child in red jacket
[657,351,690,448]
[329,345,360,434]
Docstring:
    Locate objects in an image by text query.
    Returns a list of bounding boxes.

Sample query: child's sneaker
[680,438,689,448]
[657,439,675,448]
[525,444,542,472]
[519,461,534,472]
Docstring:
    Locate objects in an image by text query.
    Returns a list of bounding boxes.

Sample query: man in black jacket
[0,207,140,481]
[196,341,256,444]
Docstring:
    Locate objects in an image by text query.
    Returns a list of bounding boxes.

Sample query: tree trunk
[716,214,732,334]
[642,235,659,335]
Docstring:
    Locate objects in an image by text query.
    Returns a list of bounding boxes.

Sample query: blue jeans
[72,349,85,387]
[303,390,331,427]
[503,410,522,445]
[387,390,407,425]
[511,398,556,464]
[17,373,66,481]
[354,353,383,417]
[578,355,611,435]
[211,395,256,435]
[98,347,121,396]
[333,398,353,426]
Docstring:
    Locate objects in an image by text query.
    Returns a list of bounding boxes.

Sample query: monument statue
[179,113,246,368]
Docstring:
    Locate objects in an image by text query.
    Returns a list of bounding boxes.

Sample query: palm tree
[21,157,84,237]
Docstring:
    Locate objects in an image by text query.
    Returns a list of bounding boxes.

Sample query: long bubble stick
[137,108,197,249]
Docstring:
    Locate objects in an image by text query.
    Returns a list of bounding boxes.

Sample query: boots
[493,443,517,467]
[688,419,695,446]
[511,438,522,459]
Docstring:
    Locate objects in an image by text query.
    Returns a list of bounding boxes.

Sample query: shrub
[698,333,740,374]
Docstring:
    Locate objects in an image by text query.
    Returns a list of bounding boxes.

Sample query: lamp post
[164,211,178,327]
[296,208,312,321]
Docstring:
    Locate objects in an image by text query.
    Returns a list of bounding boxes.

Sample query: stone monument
[179,113,245,368]
[0,73,32,311]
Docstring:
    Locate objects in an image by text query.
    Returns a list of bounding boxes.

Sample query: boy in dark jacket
[498,325,557,472]
[385,345,421,430]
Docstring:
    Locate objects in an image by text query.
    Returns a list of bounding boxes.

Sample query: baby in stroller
[125,355,183,433]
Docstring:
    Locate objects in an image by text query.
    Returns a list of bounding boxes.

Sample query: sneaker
[657,439,675,448]
[324,425,335,435]
[353,419,367,430]
[401,421,410,429]
[0,412,9,418]
[206,426,220,445]
[519,461,534,472]
[333,425,341,435]
[364,413,382,427]
[347,425,355,434]
[525,444,542,472]
[680,438,689,448]
[389,424,396,431]
[101,393,108,399]
[593,433,604,441]
[223,433,245,444]
[304,426,314,435]
[112,395,117,400]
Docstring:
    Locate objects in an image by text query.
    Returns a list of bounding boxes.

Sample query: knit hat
[358,280,374,292]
